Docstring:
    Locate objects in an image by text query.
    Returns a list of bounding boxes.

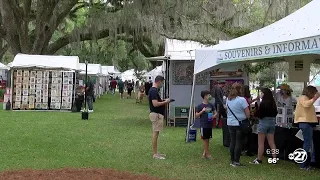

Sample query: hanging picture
[17,70,22,76]
[57,72,62,78]
[61,102,68,109]
[63,78,69,84]
[68,85,73,91]
[50,103,55,109]
[66,103,72,109]
[17,77,22,83]
[30,83,36,89]
[16,89,21,95]
[43,97,48,103]
[43,78,49,84]
[35,103,41,109]
[30,71,36,77]
[43,90,48,96]
[15,96,21,102]
[23,71,29,77]
[22,83,28,89]
[44,71,49,78]
[15,102,21,108]
[172,61,208,85]
[36,84,42,90]
[63,84,68,91]
[36,96,41,103]
[36,90,41,97]
[29,103,34,109]
[16,83,22,89]
[30,89,36,95]
[57,78,62,84]
[57,84,62,90]
[52,71,57,78]
[21,103,28,109]
[36,77,42,84]
[43,84,48,90]
[23,78,29,83]
[36,71,42,77]
[22,89,28,96]
[67,91,72,96]
[22,96,28,102]
[41,103,48,109]
[30,77,36,83]
[62,91,67,97]
[55,103,60,109]
[29,96,35,103]
[51,90,57,96]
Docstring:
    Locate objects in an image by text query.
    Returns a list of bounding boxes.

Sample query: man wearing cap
[148,75,170,159]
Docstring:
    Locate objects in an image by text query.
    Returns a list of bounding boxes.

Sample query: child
[196,90,217,159]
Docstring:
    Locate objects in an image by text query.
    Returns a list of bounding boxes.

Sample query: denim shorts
[258,117,276,134]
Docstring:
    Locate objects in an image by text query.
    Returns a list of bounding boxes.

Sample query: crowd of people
[147,76,320,170]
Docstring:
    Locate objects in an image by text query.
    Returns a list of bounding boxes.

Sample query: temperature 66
[268,158,279,164]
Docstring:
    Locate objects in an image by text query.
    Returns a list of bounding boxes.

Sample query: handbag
[227,104,251,131]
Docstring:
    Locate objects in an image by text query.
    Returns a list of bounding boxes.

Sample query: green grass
[0,94,319,179]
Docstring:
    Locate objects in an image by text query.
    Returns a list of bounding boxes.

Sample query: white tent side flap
[194,48,219,74]
[217,0,320,63]
[11,54,80,70]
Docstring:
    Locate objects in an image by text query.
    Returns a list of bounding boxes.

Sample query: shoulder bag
[227,104,251,131]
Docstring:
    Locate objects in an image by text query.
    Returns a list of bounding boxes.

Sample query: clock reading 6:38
[266,149,279,155]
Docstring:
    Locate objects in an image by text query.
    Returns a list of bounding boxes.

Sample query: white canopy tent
[10,54,80,71]
[144,65,163,81]
[105,66,121,78]
[79,63,102,76]
[121,69,136,81]
[0,63,9,70]
[187,0,320,142]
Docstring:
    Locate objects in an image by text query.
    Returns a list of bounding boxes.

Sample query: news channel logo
[288,148,307,163]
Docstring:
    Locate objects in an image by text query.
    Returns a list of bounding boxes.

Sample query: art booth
[9,54,80,110]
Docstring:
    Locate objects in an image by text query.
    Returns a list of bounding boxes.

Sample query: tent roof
[216,0,320,63]
[79,63,102,75]
[103,66,120,74]
[165,38,216,60]
[0,62,9,70]
[10,54,80,70]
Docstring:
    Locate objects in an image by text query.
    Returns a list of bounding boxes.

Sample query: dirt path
[0,168,162,180]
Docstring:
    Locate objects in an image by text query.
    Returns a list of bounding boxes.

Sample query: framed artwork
[22,83,28,89]
[29,96,35,103]
[68,85,73,91]
[16,83,22,89]
[50,103,55,109]
[67,91,72,96]
[210,79,245,97]
[57,72,62,78]
[210,68,243,78]
[23,78,29,83]
[63,84,68,91]
[16,89,21,95]
[52,78,58,84]
[17,70,22,76]
[35,103,41,109]
[17,77,22,83]
[15,102,21,108]
[22,96,28,102]
[30,89,36,95]
[172,61,208,85]
[41,103,48,109]
[43,89,48,96]
[36,84,42,90]
[29,103,34,109]
[36,77,42,84]
[36,96,41,102]
[44,71,50,78]
[62,91,67,97]
[43,84,48,90]
[63,78,69,84]
[30,77,36,83]
[30,83,36,89]
[36,90,41,97]
[43,97,48,103]
[23,71,29,77]
[55,103,61,109]
[36,71,42,77]
[51,90,57,96]
[30,71,36,77]
[22,89,28,96]
[15,96,21,102]
[43,79,49,84]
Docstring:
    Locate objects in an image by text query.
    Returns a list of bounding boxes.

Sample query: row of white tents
[120,65,163,82]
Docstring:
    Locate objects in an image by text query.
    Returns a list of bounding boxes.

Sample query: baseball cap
[155,75,165,82]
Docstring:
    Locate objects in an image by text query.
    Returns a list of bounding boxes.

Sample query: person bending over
[148,76,170,160]
[196,90,217,159]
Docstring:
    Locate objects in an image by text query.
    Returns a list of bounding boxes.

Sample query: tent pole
[186,74,196,143]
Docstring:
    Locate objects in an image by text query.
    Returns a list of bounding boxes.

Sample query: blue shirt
[196,103,215,128]
[226,96,248,126]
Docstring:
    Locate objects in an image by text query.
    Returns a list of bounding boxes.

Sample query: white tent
[144,65,163,80]
[121,69,136,81]
[79,63,102,76]
[215,0,320,64]
[101,66,110,76]
[0,62,9,70]
[10,54,80,71]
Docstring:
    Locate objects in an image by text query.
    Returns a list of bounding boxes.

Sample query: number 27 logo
[288,148,307,163]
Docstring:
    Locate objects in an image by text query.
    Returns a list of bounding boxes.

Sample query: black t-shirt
[127,82,133,90]
[148,87,165,115]
[86,80,94,96]
[196,103,215,128]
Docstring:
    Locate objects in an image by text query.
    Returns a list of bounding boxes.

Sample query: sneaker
[230,162,244,167]
[153,154,165,160]
[88,110,93,113]
[250,158,262,164]
[300,166,313,171]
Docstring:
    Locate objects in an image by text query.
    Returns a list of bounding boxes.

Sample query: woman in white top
[276,84,293,107]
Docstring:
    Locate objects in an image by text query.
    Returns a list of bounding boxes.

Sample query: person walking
[127,80,133,99]
[111,78,117,95]
[294,86,320,170]
[135,80,140,103]
[148,76,170,159]
[85,76,94,113]
[214,81,226,128]
[118,79,125,99]
[226,83,250,167]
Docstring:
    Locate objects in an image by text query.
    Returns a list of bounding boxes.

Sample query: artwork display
[13,69,74,111]
[210,79,245,97]
[172,61,208,85]
[210,68,244,78]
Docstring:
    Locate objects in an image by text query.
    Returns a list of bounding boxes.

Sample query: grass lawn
[0,94,319,180]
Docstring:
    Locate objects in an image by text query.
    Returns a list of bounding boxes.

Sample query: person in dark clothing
[196,90,217,159]
[148,76,170,160]
[85,76,94,112]
[214,82,226,128]
[242,85,254,157]
[145,80,151,96]
[250,88,278,164]
[127,80,133,98]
